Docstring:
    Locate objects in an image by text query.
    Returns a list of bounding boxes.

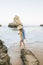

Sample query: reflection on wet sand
[8,43,40,65]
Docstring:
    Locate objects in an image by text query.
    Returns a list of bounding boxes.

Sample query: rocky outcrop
[0,40,11,65]
[0,24,2,27]
[8,15,23,28]
[40,24,43,26]
[8,23,17,28]
[21,49,39,65]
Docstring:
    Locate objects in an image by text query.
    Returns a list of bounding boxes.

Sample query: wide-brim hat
[17,25,22,30]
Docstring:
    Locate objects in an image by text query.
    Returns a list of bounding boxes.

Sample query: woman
[17,25,25,47]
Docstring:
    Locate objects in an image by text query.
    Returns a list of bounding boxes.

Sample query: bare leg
[20,40,25,47]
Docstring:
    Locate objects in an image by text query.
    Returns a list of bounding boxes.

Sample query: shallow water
[0,25,43,48]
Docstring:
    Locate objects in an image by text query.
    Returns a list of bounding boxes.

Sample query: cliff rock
[0,40,11,65]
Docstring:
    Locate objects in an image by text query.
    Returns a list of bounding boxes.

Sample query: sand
[8,42,43,65]
[25,42,43,65]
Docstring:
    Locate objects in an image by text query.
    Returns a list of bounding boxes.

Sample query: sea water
[0,25,43,48]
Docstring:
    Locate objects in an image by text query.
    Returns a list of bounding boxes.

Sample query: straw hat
[17,25,22,30]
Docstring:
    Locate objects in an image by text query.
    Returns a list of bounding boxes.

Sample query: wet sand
[8,42,43,65]
[8,43,23,65]
[25,42,43,65]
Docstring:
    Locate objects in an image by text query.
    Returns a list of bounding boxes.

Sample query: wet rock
[40,24,43,26]
[0,24,2,27]
[0,40,11,65]
[8,23,17,28]
[21,49,39,65]
[0,53,10,65]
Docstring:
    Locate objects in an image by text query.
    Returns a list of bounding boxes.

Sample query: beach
[8,42,43,65]
[0,0,43,65]
[26,42,43,65]
[0,26,43,65]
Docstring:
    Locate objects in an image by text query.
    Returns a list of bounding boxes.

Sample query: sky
[0,0,43,25]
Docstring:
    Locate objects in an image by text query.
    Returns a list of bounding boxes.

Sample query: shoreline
[8,42,43,65]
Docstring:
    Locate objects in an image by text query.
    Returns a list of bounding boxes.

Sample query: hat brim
[17,25,22,29]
